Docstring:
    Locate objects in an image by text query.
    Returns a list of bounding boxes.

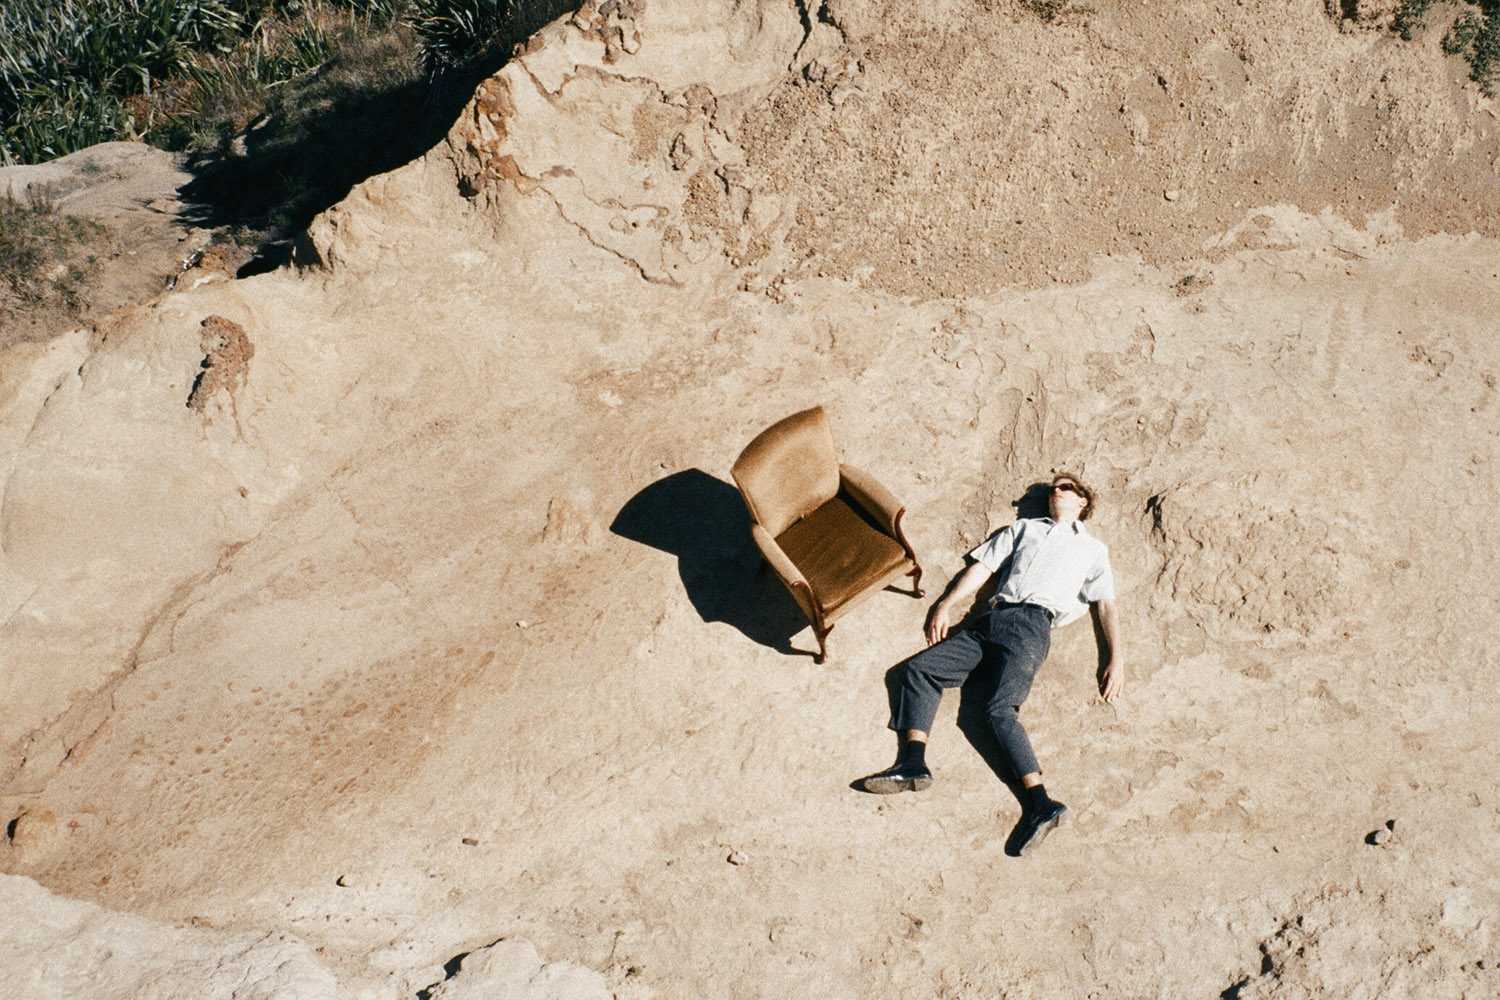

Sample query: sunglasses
[1051,482,1083,496]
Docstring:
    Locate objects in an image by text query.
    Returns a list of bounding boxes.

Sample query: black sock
[897,740,927,769]
[1024,783,1051,812]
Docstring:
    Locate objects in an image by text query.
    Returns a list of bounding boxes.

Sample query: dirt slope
[3,2,1499,998]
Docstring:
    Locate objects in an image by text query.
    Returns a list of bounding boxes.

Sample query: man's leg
[858,626,986,794]
[979,605,1051,781]
[992,699,1067,853]
[979,606,1069,853]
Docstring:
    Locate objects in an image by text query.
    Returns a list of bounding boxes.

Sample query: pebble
[830,83,866,107]
[727,849,747,866]
[8,807,59,858]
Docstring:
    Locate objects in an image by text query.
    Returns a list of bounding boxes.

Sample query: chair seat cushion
[777,493,910,618]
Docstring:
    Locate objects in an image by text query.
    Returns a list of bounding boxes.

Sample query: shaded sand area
[3,1,1499,997]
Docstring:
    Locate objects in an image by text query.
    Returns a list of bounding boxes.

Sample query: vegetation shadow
[175,0,580,274]
[610,469,808,656]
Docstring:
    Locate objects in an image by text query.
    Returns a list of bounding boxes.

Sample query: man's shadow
[874,480,1061,856]
[1011,481,1054,521]
[610,469,808,655]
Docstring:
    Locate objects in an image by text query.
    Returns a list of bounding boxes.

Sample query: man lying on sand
[857,472,1123,855]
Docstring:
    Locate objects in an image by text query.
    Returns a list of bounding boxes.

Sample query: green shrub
[176,18,440,245]
[409,0,518,68]
[1023,0,1073,21]
[1,83,132,165]
[171,0,576,245]
[0,0,424,165]
[0,0,581,271]
[146,12,353,153]
[1468,8,1500,93]
[1424,1,1500,96]
[0,0,582,166]
[408,0,578,69]
[1444,10,1483,53]
[1393,0,1437,41]
[0,0,252,162]
[1396,1,1500,96]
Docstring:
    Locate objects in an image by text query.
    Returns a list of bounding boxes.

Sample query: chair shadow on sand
[610,468,812,657]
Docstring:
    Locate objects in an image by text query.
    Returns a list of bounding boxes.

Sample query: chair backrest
[731,406,840,536]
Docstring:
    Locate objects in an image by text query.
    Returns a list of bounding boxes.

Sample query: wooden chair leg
[813,623,833,664]
[909,564,924,598]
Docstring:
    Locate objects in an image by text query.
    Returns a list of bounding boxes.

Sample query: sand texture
[2,1,1498,997]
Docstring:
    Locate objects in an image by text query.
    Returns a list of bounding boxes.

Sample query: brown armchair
[731,406,923,663]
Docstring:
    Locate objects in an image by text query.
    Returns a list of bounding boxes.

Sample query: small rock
[516,620,529,629]
[830,82,867,107]
[9,807,59,858]
[1164,189,1180,202]
[669,133,694,171]
[727,849,747,866]
[1365,819,1397,845]
[462,837,479,847]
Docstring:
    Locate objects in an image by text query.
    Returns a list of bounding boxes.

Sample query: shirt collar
[1039,517,1087,534]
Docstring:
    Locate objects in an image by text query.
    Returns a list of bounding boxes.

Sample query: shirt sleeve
[1080,545,1115,603]
[968,524,1018,573]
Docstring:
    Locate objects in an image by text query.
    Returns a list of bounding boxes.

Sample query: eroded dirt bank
[3,2,1499,998]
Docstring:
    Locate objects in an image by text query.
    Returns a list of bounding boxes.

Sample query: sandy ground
[3,2,1500,998]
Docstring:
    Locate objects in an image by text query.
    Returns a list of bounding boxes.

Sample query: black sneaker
[1014,799,1068,855]
[857,761,933,794]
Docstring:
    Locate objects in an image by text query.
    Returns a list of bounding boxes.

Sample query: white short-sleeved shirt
[967,517,1114,628]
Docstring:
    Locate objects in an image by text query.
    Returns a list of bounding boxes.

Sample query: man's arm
[925,561,995,646]
[1093,597,1124,702]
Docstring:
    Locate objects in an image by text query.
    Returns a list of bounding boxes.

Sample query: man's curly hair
[1052,472,1097,521]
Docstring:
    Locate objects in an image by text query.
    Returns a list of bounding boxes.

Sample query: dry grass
[0,192,106,323]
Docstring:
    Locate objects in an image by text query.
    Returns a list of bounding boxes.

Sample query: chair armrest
[839,464,903,535]
[751,522,811,590]
[750,522,820,621]
[841,464,919,568]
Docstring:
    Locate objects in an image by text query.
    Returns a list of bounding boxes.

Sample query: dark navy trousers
[889,603,1053,778]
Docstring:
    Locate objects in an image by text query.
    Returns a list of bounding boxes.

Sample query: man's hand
[1093,598,1123,703]
[1099,658,1124,702]
[923,561,994,647]
[925,603,954,646]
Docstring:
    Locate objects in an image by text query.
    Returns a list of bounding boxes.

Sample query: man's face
[1048,479,1088,521]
